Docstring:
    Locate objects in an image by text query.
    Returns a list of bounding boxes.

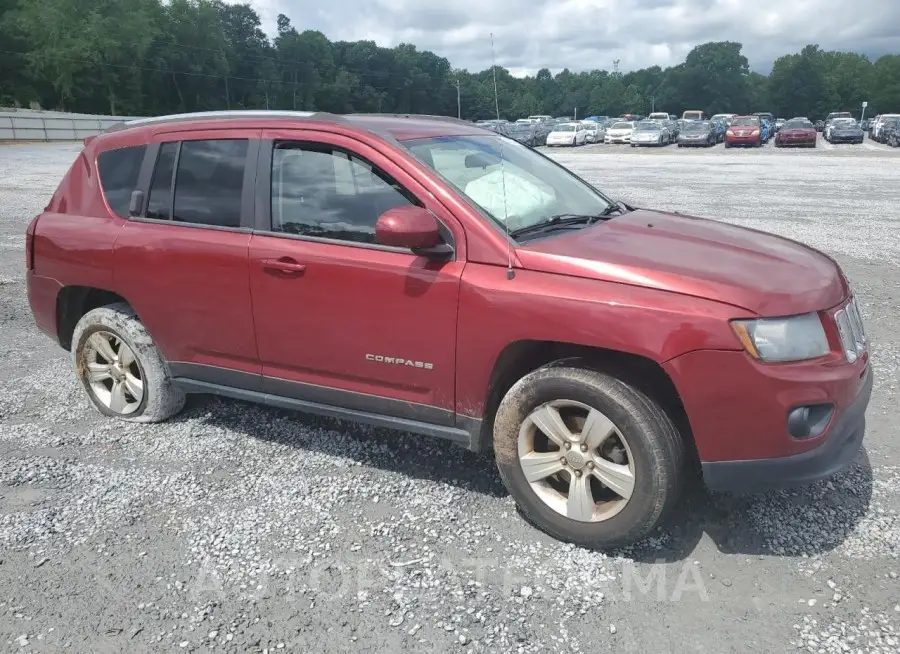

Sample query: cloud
[240,0,900,75]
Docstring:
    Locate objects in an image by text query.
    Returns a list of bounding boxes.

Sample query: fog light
[787,404,834,439]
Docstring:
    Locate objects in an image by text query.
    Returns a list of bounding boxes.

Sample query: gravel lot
[1,137,899,653]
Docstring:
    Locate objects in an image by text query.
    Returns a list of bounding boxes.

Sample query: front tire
[492,366,684,549]
[72,303,186,423]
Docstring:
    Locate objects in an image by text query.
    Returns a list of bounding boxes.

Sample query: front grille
[834,296,867,362]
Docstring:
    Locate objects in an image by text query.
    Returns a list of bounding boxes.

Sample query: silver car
[630,120,670,147]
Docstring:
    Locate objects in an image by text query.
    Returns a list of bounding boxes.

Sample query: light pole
[456,79,461,119]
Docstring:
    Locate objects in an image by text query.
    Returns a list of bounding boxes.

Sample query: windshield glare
[730,117,758,127]
[553,124,575,132]
[611,122,632,129]
[684,122,709,132]
[783,121,811,130]
[402,134,614,236]
[635,122,659,131]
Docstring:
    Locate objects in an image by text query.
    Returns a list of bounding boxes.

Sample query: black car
[814,120,825,132]
[826,118,864,144]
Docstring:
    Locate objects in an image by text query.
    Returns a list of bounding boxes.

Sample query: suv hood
[516,209,847,316]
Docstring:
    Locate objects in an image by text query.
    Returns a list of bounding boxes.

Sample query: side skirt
[172,377,483,451]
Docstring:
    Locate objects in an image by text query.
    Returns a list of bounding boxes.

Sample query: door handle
[261,257,307,275]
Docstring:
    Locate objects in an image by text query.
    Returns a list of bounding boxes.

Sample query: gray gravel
[1,139,899,653]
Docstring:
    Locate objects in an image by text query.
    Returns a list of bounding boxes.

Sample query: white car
[873,114,900,142]
[545,122,587,146]
[604,121,635,144]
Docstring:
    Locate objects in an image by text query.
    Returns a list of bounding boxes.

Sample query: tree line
[1,0,898,121]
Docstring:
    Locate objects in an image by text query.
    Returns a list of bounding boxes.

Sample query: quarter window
[270,142,418,244]
[146,142,177,220]
[97,145,146,218]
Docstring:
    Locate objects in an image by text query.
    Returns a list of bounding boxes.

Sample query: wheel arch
[476,339,695,459]
[56,286,131,351]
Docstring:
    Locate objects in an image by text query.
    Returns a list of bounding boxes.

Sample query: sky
[242,0,899,76]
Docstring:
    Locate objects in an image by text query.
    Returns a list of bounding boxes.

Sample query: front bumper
[702,364,872,492]
[605,135,631,143]
[663,346,872,492]
[831,134,863,143]
[725,134,759,145]
[678,138,708,146]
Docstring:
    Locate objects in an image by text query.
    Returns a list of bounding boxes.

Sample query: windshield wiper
[509,205,628,239]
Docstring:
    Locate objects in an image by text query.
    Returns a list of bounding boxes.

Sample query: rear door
[113,129,263,386]
[247,129,465,424]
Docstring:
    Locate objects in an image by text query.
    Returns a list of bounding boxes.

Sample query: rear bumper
[26,270,62,341]
[701,365,872,492]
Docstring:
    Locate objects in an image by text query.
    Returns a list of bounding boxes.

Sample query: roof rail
[103,109,345,133]
[348,113,474,126]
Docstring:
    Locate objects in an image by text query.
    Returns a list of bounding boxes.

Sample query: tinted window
[270,143,417,245]
[146,142,177,220]
[173,140,247,228]
[97,145,146,217]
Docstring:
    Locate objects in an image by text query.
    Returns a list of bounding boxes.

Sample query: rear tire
[72,303,186,423]
[492,366,684,549]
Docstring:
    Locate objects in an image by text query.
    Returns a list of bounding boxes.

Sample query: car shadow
[188,394,874,563]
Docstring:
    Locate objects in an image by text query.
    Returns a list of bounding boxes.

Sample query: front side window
[402,134,615,235]
[98,145,146,218]
[270,142,418,244]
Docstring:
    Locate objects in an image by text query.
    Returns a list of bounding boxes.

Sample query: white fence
[0,109,146,141]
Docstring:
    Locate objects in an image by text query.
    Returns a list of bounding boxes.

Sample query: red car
[775,118,818,148]
[26,111,872,549]
[724,115,763,147]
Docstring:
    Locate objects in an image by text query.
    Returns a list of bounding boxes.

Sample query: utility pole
[574,107,577,120]
[456,79,461,119]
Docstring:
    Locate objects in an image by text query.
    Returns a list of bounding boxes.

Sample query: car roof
[99,110,487,145]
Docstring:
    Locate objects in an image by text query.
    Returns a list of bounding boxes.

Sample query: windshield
[553,124,575,132]
[832,118,857,127]
[683,121,709,132]
[610,122,632,130]
[402,134,615,236]
[730,116,759,127]
[635,122,659,131]
[783,120,811,130]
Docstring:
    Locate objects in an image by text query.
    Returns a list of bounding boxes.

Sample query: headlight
[731,313,829,363]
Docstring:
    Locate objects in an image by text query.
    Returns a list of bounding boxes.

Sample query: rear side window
[97,145,146,218]
[144,139,248,228]
[173,140,247,228]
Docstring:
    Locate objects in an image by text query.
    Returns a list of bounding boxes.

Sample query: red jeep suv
[25,110,872,548]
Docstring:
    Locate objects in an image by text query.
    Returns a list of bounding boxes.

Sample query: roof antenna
[490,32,515,281]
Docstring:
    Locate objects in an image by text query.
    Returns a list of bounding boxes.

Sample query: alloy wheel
[83,330,144,415]
[517,400,635,522]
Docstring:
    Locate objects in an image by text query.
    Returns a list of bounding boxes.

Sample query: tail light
[25,214,39,270]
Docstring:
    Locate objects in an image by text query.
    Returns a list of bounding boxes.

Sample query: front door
[248,130,465,425]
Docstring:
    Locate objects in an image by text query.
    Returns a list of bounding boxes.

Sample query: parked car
[682,110,705,121]
[814,120,825,132]
[710,119,727,142]
[677,120,717,147]
[647,112,670,122]
[583,115,609,124]
[774,118,786,132]
[774,118,817,147]
[581,121,602,144]
[630,120,670,147]
[826,118,864,144]
[881,116,900,147]
[753,112,775,129]
[546,122,588,146]
[710,113,736,126]
[502,121,551,148]
[27,110,873,550]
[872,114,900,142]
[604,120,636,144]
[724,115,766,147]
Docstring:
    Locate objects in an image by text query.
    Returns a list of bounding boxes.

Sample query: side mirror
[375,206,452,257]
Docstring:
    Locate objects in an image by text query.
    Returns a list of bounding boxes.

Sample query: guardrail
[0,109,146,141]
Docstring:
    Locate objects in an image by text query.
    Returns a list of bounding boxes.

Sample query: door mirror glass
[375,206,450,256]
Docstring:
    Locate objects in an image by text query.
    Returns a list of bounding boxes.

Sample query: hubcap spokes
[518,400,635,523]
[84,331,143,415]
